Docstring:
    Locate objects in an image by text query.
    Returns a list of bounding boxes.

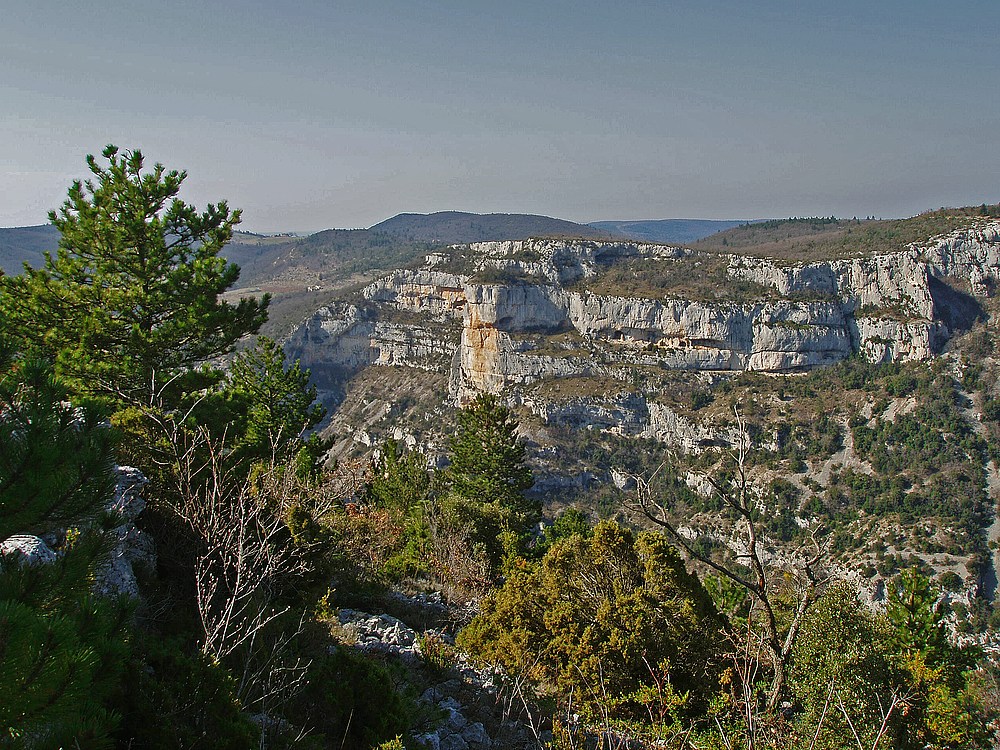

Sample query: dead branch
[625,407,830,712]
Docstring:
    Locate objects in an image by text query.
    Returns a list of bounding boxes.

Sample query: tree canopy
[789,579,990,750]
[225,336,326,464]
[458,521,724,720]
[0,145,268,408]
[0,356,129,747]
[0,357,117,538]
[445,393,536,525]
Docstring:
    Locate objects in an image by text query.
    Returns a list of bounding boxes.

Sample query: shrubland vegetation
[695,205,1000,262]
[569,255,776,302]
[1,149,997,748]
[254,229,433,285]
[676,355,994,564]
[458,521,725,727]
[515,338,995,569]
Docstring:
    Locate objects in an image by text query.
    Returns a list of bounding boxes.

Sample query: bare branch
[623,406,829,714]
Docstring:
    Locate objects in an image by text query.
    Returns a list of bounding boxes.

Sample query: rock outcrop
[285,302,461,389]
[727,251,936,317]
[925,223,1000,296]
[0,534,58,566]
[466,238,689,284]
[284,221,1000,424]
[524,393,737,452]
[95,466,155,598]
[364,270,468,320]
[335,606,537,749]
[0,465,154,599]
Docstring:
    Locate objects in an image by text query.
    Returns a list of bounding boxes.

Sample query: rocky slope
[286,222,998,408]
[0,465,154,598]
[281,217,1000,620]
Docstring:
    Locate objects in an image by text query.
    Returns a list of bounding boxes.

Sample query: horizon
[3,1,998,232]
[1,209,937,237]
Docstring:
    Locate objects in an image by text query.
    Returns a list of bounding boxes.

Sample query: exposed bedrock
[285,222,1000,401]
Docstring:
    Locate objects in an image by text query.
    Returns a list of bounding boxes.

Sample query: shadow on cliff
[305,364,352,429]
[929,276,984,337]
[980,551,997,603]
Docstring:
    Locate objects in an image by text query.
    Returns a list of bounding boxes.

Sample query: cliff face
[728,251,936,316]
[468,238,688,284]
[282,222,1000,607]
[284,222,999,407]
[284,301,460,392]
[363,270,468,319]
[457,287,860,394]
[925,223,1000,295]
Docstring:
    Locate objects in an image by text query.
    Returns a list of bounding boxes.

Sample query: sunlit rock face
[285,222,1000,402]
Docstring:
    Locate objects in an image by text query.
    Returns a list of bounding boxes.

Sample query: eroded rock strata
[285,223,999,405]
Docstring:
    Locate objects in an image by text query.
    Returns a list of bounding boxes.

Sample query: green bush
[458,521,724,720]
[117,637,258,750]
[790,585,900,749]
[298,647,419,748]
[0,359,131,748]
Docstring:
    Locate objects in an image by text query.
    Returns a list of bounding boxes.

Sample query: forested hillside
[371,211,615,243]
[1,147,997,749]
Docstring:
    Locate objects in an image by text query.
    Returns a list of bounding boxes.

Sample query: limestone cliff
[284,301,460,389]
[284,221,998,417]
[281,219,1000,607]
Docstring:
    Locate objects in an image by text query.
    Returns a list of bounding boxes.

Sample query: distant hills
[16,211,954,282]
[694,207,1000,262]
[0,226,309,277]
[0,213,753,277]
[370,211,614,243]
[0,213,614,277]
[5,206,998,339]
[587,219,750,244]
[0,224,59,275]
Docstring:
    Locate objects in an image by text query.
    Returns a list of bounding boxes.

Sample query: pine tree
[885,568,948,662]
[0,358,117,538]
[0,145,268,409]
[883,570,989,749]
[445,393,537,527]
[364,440,432,513]
[226,336,326,463]
[0,353,130,747]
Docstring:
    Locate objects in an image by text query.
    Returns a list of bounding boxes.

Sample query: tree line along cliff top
[694,204,1000,263]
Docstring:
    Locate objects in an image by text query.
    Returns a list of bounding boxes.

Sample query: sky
[2,0,998,233]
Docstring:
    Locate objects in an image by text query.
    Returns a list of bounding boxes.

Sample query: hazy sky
[2,0,998,232]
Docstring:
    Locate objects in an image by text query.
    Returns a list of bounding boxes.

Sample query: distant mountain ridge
[587,219,750,244]
[0,224,59,274]
[0,214,742,277]
[0,226,274,276]
[370,211,615,243]
[0,213,615,278]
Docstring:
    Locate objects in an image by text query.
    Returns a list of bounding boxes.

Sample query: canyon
[286,222,999,426]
